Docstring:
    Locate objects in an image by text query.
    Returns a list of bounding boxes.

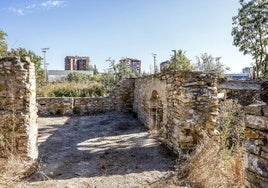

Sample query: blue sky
[1,0,251,73]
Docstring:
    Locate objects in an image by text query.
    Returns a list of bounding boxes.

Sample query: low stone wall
[37,78,135,116]
[134,71,218,153]
[0,57,38,159]
[38,97,113,116]
[218,80,261,106]
[244,104,268,188]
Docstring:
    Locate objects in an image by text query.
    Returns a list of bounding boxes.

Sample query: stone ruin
[0,57,38,159]
[0,57,267,187]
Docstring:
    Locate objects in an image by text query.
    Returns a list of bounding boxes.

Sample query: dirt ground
[24,112,178,188]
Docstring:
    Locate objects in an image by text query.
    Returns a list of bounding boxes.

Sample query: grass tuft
[0,155,38,188]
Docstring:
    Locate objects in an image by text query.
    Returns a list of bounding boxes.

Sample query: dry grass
[176,99,245,187]
[178,137,244,188]
[0,155,38,188]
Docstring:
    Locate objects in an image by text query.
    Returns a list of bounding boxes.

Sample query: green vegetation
[195,53,230,78]
[232,0,268,78]
[37,82,107,97]
[0,30,7,57]
[163,50,193,71]
[0,29,45,87]
[102,58,140,90]
[66,72,101,83]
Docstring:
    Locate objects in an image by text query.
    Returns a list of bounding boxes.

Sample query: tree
[195,53,230,78]
[9,48,44,86]
[232,0,268,78]
[0,30,7,57]
[165,50,193,71]
[93,64,99,75]
[102,57,138,90]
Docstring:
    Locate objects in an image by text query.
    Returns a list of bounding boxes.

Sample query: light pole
[42,48,49,82]
[152,53,157,74]
[172,50,177,69]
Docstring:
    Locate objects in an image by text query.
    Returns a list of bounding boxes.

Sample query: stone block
[263,106,268,117]
[244,128,267,140]
[245,169,268,188]
[245,115,268,130]
[245,104,265,116]
[245,139,262,155]
[245,152,268,178]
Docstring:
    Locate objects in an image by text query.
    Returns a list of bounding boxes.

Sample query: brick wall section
[134,71,218,153]
[244,104,268,188]
[37,78,135,116]
[0,57,38,159]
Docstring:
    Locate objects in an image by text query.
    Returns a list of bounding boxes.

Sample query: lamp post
[152,53,157,74]
[42,48,49,82]
[172,50,177,69]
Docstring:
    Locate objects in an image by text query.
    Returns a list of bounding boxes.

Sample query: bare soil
[24,112,178,188]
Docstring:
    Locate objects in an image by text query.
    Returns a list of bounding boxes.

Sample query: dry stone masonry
[37,78,135,116]
[244,104,268,188]
[134,71,219,152]
[0,57,38,159]
[1,56,268,188]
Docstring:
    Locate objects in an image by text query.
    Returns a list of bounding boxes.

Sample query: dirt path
[26,112,177,188]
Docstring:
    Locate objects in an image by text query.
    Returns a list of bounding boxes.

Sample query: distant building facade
[121,58,141,74]
[65,56,90,70]
[225,73,250,80]
[225,66,254,80]
[242,67,254,78]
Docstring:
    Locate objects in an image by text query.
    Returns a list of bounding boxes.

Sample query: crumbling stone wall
[134,71,218,152]
[37,79,135,116]
[218,80,261,106]
[0,57,38,159]
[244,104,268,188]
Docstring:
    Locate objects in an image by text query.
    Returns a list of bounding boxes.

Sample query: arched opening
[149,90,163,131]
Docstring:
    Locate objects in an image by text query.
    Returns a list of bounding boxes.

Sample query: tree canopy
[195,53,230,78]
[165,50,193,71]
[232,0,268,78]
[0,30,7,57]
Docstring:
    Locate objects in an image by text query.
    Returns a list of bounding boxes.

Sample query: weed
[177,99,245,187]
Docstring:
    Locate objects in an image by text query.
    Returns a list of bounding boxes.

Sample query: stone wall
[244,104,268,188]
[134,71,218,152]
[218,80,261,106]
[0,57,38,159]
[37,78,135,116]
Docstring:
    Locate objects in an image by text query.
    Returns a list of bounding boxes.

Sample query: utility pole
[152,53,157,74]
[42,48,49,82]
[172,50,177,69]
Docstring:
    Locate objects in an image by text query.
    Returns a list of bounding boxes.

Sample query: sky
[0,0,252,73]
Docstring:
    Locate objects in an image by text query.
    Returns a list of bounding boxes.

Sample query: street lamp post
[172,50,177,69]
[152,53,157,74]
[42,48,49,82]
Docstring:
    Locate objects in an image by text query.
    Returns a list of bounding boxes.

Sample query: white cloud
[41,1,65,8]
[26,4,37,9]
[9,8,24,15]
[8,1,66,15]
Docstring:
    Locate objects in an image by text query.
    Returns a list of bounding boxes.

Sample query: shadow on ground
[32,111,176,181]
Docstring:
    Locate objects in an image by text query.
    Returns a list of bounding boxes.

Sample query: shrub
[217,99,244,151]
[177,99,245,187]
[37,82,107,98]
